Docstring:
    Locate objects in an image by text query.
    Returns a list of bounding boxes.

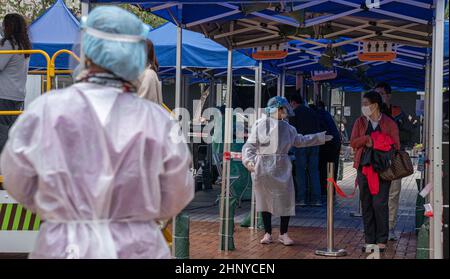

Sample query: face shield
[265,96,295,118]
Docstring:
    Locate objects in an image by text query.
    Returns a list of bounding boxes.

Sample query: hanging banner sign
[358,40,397,62]
[252,43,288,60]
[311,70,337,81]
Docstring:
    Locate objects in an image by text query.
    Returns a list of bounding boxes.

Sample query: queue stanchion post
[315,162,347,257]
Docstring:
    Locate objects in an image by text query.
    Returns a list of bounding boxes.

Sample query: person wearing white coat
[242,96,332,246]
[0,6,194,259]
[137,39,163,105]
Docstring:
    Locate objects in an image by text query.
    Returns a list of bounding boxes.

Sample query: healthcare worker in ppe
[242,96,332,246]
[0,6,194,259]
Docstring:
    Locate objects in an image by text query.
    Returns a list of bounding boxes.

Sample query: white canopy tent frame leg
[429,0,445,259]
[171,4,184,258]
[277,73,282,97]
[250,62,262,231]
[218,48,234,252]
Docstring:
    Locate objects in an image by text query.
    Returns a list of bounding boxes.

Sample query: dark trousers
[319,144,340,196]
[0,99,23,154]
[357,168,391,244]
[261,211,290,235]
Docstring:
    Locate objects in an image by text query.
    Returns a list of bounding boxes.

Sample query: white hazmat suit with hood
[0,6,194,259]
[242,97,330,217]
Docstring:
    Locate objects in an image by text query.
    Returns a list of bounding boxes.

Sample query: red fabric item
[350,114,400,169]
[370,131,395,151]
[362,165,379,195]
[326,177,358,199]
[359,131,394,195]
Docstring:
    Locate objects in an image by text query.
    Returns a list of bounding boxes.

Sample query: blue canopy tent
[148,22,263,82]
[29,0,80,70]
[81,0,447,257]
[149,22,256,70]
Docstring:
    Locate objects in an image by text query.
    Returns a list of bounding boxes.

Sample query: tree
[0,0,81,23]
[0,1,165,28]
[120,4,166,28]
[446,3,449,19]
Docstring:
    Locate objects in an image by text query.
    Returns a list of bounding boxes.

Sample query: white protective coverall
[0,82,194,259]
[242,116,326,217]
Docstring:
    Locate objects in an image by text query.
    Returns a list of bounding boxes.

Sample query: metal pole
[429,0,445,259]
[315,163,347,257]
[428,50,436,259]
[175,26,183,110]
[277,74,281,97]
[219,49,233,252]
[424,56,431,182]
[281,68,286,97]
[258,61,263,115]
[250,65,260,230]
[80,1,90,68]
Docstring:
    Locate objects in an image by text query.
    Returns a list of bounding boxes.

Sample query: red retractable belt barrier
[326,177,358,199]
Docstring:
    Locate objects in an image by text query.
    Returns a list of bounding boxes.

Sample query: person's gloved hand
[246,161,255,172]
[319,131,333,142]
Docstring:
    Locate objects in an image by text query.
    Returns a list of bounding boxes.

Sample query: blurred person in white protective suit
[0,6,194,259]
[242,96,333,246]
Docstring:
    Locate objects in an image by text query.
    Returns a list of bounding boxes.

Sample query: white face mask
[362,105,374,117]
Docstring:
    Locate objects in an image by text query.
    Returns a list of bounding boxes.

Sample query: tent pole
[175,26,183,110]
[80,1,90,66]
[429,0,445,259]
[251,65,259,230]
[424,55,431,186]
[172,6,183,258]
[219,48,233,252]
[258,61,263,110]
[281,68,286,97]
[277,74,281,97]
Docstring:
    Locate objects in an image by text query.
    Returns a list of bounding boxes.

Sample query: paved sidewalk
[0,163,419,259]
[185,162,420,259]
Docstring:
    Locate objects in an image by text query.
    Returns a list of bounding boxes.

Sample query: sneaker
[278,234,294,246]
[312,201,323,207]
[388,229,398,241]
[260,233,273,244]
[362,244,386,253]
[296,201,307,207]
[362,244,376,253]
[377,243,387,252]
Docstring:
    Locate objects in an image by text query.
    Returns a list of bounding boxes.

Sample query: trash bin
[416,222,429,259]
[173,213,190,259]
